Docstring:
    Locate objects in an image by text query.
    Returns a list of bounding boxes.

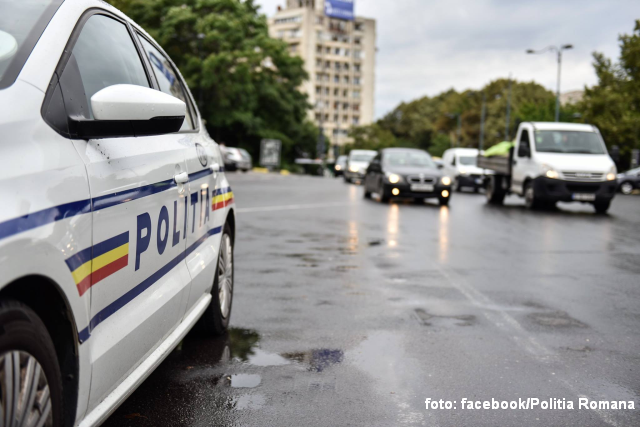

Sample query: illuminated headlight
[335,165,342,171]
[542,164,559,179]
[441,176,452,186]
[349,165,359,173]
[606,166,617,181]
[387,173,401,184]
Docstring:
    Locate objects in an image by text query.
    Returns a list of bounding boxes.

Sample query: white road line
[237,202,351,213]
[433,265,620,426]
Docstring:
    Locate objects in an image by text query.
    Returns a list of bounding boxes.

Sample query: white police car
[0,1,236,425]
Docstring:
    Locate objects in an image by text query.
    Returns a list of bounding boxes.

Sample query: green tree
[108,0,317,166]
[579,20,640,168]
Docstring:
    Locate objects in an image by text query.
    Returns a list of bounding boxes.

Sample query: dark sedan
[617,167,640,195]
[363,148,453,205]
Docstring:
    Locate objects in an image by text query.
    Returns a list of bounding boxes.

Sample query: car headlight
[349,165,359,173]
[387,173,402,184]
[606,165,617,181]
[335,165,342,171]
[441,176,452,186]
[542,164,559,179]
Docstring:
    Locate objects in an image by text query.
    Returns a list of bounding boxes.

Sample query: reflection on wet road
[105,173,640,426]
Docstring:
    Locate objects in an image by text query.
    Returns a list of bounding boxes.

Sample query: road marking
[433,265,621,426]
[237,202,351,213]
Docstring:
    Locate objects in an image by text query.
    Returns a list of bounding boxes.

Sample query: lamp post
[446,113,461,148]
[526,44,573,122]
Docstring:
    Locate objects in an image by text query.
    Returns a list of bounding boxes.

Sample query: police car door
[63,12,193,409]
[134,35,223,313]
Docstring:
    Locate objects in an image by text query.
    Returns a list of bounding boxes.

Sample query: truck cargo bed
[477,148,513,176]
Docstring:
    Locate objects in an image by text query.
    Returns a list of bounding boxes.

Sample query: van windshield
[350,153,376,162]
[459,156,477,166]
[0,0,59,88]
[534,130,606,155]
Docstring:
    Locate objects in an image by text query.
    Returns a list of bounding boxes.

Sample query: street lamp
[526,44,573,122]
[446,113,461,148]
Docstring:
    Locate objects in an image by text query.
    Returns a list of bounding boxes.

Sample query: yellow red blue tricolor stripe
[212,187,233,211]
[65,232,129,296]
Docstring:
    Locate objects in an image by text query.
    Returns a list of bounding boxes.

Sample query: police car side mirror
[73,84,186,139]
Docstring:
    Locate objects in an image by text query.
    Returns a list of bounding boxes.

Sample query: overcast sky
[255,0,640,119]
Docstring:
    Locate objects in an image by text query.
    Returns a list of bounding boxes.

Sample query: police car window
[72,15,149,118]
[138,37,195,131]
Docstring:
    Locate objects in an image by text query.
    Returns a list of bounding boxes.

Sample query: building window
[316,86,321,94]
[355,37,361,45]
[353,117,359,125]
[334,88,339,96]
[316,45,322,53]
[334,47,341,55]
[335,62,341,70]
[343,89,348,97]
[344,63,350,71]
[325,61,330,69]
[353,104,360,112]
[275,16,302,24]
[354,63,361,72]
[344,76,350,84]
[353,90,361,99]
[355,22,363,31]
[343,103,349,110]
[343,115,349,123]
[324,87,330,95]
[354,50,362,59]
[315,16,324,25]
[334,101,340,110]
[333,114,339,122]
[354,77,361,85]
[325,46,331,54]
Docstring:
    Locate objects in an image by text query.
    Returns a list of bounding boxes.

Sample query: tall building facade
[268,0,376,149]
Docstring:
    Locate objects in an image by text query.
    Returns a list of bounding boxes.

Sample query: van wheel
[0,300,63,427]
[524,181,542,210]
[594,200,611,214]
[486,176,505,205]
[199,222,234,335]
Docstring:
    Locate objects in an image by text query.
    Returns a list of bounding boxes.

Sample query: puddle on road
[230,374,262,388]
[529,311,588,328]
[282,349,344,372]
[246,348,290,367]
[414,308,476,327]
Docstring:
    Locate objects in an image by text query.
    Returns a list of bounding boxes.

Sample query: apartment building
[268,0,376,148]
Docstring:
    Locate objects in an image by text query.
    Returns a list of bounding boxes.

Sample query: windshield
[0,0,60,89]
[350,153,376,162]
[459,156,477,166]
[534,130,606,154]
[385,151,436,168]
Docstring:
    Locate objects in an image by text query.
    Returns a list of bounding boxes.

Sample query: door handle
[174,172,189,184]
[513,160,517,166]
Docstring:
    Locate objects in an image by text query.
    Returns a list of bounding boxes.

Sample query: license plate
[572,193,596,201]
[411,184,434,192]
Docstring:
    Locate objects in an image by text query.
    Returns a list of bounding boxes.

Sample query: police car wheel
[0,300,63,427]
[200,223,234,335]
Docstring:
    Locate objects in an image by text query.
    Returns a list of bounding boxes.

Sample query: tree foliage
[579,20,640,168]
[349,79,558,157]
[108,0,317,165]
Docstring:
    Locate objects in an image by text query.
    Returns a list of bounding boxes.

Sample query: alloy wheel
[217,234,233,319]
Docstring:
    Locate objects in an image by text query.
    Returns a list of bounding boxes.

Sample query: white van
[442,148,485,192]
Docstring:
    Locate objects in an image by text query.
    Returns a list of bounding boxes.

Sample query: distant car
[363,148,453,205]
[344,150,377,183]
[617,167,640,194]
[222,146,252,172]
[442,148,485,192]
[334,155,348,177]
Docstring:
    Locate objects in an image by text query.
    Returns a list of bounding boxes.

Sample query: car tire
[620,181,634,195]
[486,175,506,205]
[524,181,543,210]
[199,222,234,335]
[0,299,63,427]
[594,200,611,214]
[363,187,372,199]
[438,196,450,206]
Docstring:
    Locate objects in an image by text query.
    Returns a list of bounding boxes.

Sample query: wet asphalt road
[105,172,640,427]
